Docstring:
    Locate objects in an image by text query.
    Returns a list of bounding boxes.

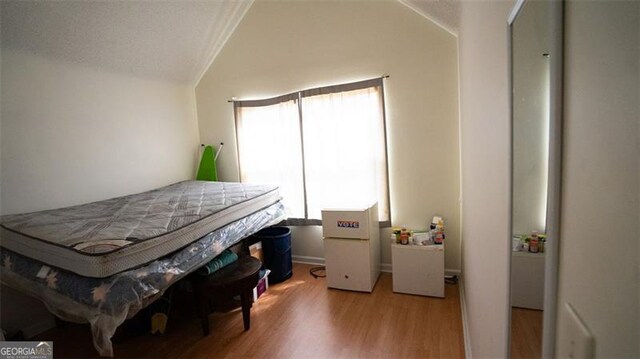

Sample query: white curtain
[301,86,389,221]
[235,100,305,218]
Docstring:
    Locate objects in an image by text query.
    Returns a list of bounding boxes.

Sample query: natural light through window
[234,78,390,223]
[302,87,388,220]
[235,99,305,218]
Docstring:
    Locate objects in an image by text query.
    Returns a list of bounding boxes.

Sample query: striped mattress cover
[0,181,280,278]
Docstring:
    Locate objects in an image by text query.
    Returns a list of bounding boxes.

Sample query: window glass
[234,80,389,223]
[301,86,389,221]
[236,100,305,218]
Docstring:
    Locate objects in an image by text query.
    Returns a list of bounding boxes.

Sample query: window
[234,78,390,224]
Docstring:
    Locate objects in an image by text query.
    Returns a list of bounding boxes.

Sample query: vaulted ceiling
[1,0,253,84]
[1,0,458,85]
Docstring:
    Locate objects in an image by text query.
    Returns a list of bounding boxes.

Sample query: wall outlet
[558,302,595,358]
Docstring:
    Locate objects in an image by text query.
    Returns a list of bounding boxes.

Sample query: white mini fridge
[322,203,380,293]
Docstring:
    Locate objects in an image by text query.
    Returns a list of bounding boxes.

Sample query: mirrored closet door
[508,0,563,358]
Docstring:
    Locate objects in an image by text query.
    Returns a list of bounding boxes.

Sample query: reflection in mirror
[510,1,550,358]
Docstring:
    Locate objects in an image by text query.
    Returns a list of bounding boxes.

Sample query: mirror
[509,0,563,358]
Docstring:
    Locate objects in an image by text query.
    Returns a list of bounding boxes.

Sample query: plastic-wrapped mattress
[0,181,280,277]
[0,201,286,357]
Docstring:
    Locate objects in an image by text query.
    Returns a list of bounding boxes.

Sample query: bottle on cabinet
[400,227,409,245]
[432,217,445,245]
[529,231,540,253]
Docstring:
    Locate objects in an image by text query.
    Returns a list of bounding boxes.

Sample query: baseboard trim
[459,275,472,359]
[292,257,461,278]
[22,316,56,339]
[446,268,461,277]
[292,255,324,266]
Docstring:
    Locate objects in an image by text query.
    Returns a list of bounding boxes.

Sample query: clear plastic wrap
[0,202,285,357]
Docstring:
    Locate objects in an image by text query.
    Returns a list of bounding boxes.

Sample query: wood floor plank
[34,263,465,358]
[510,307,543,359]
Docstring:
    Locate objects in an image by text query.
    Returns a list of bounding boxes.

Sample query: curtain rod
[227,75,390,103]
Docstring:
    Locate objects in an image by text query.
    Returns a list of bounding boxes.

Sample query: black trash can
[256,226,292,284]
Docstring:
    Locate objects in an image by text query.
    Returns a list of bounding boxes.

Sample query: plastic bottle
[529,231,539,253]
[393,229,402,244]
[400,227,409,245]
[434,229,444,245]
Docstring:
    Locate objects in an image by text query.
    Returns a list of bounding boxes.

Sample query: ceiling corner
[193,0,255,86]
[397,0,460,37]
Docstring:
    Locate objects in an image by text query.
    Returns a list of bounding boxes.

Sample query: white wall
[458,1,513,357]
[195,0,461,270]
[556,1,639,357]
[0,49,200,335]
[1,50,200,214]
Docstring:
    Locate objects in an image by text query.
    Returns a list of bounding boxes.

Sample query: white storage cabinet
[511,251,545,310]
[322,203,380,293]
[391,243,444,298]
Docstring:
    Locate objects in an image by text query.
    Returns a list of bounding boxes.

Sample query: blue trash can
[256,227,292,283]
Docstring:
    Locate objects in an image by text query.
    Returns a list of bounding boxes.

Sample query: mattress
[0,181,280,278]
[0,201,286,357]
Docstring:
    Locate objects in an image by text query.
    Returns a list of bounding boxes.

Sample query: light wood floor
[36,263,465,358]
[510,307,543,359]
